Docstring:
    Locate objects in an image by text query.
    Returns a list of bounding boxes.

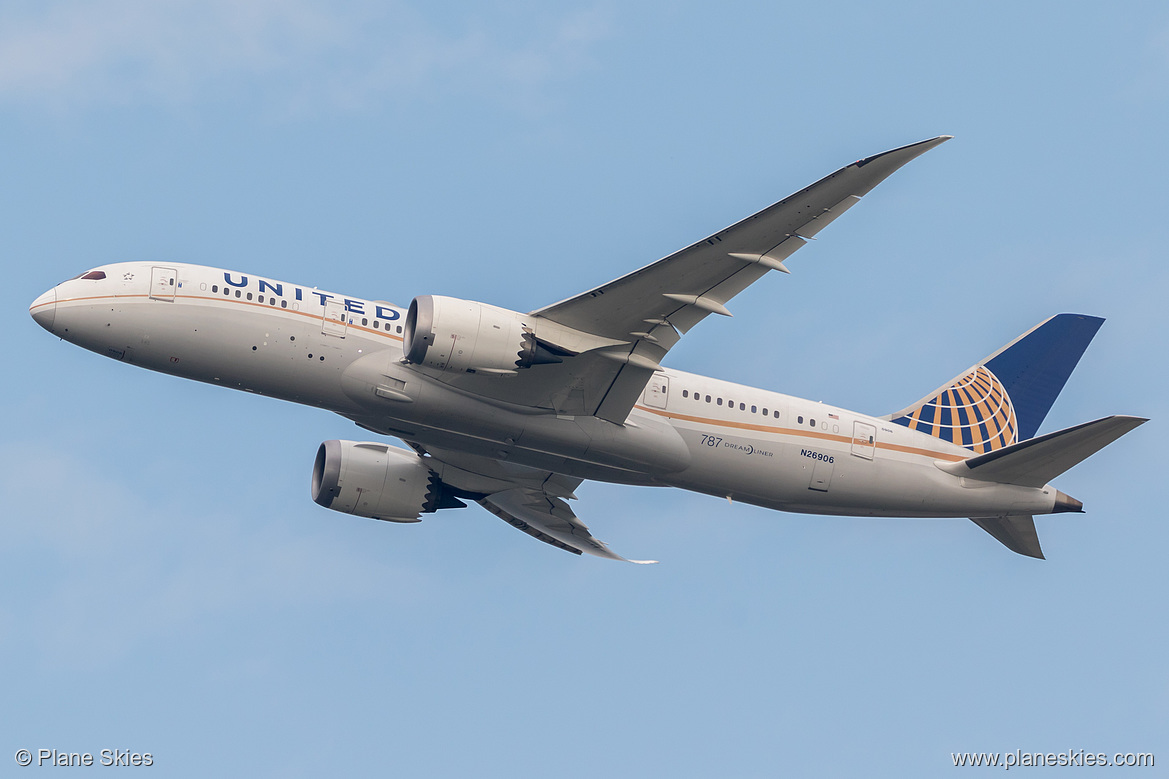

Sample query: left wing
[480,489,657,563]
[421,445,655,563]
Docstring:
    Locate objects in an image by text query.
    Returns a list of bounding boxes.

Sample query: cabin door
[851,421,876,460]
[644,373,669,409]
[322,299,348,337]
[149,266,177,301]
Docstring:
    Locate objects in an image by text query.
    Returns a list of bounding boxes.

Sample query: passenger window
[247,292,253,301]
[751,405,757,413]
[773,410,780,418]
[373,320,379,329]
[281,300,287,308]
[797,416,803,424]
[705,395,711,403]
[682,390,688,398]
[212,285,218,293]
[235,290,241,298]
[258,295,264,303]
[717,398,723,406]
[362,318,368,326]
[762,408,768,416]
[810,419,816,427]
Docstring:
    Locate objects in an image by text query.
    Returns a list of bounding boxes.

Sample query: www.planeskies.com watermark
[952,749,1153,769]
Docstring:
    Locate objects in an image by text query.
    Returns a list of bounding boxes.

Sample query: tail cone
[1053,491,1084,514]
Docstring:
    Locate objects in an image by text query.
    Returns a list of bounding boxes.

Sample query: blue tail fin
[885,314,1105,453]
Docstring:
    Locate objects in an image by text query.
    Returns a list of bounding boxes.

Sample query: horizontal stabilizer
[969,514,1045,559]
[939,415,1147,487]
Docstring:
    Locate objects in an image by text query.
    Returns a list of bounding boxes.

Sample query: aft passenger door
[851,421,876,460]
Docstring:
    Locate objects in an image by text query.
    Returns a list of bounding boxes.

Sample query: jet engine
[311,440,466,522]
[403,295,567,374]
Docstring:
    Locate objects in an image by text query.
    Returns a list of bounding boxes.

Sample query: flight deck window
[80,271,106,280]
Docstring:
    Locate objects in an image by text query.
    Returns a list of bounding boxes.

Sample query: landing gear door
[322,299,348,337]
[149,266,177,301]
[643,373,669,409]
[851,421,876,460]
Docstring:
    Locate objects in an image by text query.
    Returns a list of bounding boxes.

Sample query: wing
[529,135,952,422]
[418,136,950,423]
[421,446,656,563]
[480,489,657,564]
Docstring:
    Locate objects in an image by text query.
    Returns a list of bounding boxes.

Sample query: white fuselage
[29,262,1062,520]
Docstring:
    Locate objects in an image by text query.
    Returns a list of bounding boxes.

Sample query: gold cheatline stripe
[634,405,968,462]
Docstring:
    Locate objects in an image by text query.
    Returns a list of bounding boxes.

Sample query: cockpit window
[80,270,107,280]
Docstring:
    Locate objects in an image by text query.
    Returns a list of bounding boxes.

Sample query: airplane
[28,136,1146,562]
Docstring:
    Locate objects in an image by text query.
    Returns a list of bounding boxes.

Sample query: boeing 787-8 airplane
[29,137,1145,561]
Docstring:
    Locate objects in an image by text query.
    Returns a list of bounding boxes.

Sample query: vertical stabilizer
[886,314,1104,452]
[970,515,1045,559]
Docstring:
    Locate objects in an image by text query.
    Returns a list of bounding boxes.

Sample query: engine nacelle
[311,440,465,522]
[403,295,565,374]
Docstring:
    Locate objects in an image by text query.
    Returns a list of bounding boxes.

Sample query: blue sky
[2,1,1166,775]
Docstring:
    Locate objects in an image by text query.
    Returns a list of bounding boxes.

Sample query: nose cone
[30,288,56,332]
